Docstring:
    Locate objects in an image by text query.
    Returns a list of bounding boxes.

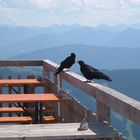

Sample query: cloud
[0,7,19,25]
[130,0,140,3]
[0,0,131,10]
[30,0,59,9]
[129,0,140,6]
[0,0,140,26]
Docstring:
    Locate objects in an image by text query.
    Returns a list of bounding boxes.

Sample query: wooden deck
[0,60,139,139]
[0,123,118,140]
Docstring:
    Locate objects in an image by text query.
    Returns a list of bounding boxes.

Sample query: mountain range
[0,24,140,62]
[0,25,119,58]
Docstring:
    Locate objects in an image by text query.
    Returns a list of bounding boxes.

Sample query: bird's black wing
[91,67,112,81]
[84,64,112,81]
[80,63,97,79]
[84,64,99,73]
[60,56,72,67]
[55,55,73,75]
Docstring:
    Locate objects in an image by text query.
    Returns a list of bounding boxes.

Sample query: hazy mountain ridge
[0,25,120,58]
[0,33,65,59]
[0,26,44,47]
[1,24,140,59]
[9,44,140,69]
[106,28,140,47]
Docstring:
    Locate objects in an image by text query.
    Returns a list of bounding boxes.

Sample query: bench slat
[0,116,32,123]
[0,107,24,113]
[43,116,62,123]
[0,107,54,113]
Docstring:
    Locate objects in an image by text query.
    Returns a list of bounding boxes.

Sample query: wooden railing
[43,60,140,126]
[0,60,43,66]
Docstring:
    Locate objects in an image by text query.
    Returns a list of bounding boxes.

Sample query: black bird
[78,60,112,82]
[55,53,76,75]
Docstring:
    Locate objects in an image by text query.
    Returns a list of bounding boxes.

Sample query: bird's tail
[54,67,63,75]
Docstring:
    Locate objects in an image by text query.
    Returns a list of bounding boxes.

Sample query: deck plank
[0,123,117,140]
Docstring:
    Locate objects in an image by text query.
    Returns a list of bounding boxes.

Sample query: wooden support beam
[96,100,110,123]
[54,74,62,118]
[43,64,54,92]
[0,60,43,66]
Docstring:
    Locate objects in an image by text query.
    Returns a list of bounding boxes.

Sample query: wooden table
[0,78,43,94]
[0,79,42,86]
[0,93,60,123]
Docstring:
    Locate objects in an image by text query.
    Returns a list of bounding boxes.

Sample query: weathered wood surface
[0,60,43,66]
[43,60,140,125]
[59,88,96,123]
[0,123,118,140]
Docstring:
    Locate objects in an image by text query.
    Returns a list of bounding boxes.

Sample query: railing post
[43,64,54,92]
[54,74,62,118]
[96,99,110,124]
[43,65,49,92]
[54,74,62,94]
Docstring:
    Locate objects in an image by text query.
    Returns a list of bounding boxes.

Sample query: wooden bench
[0,106,54,113]
[0,115,61,124]
[43,115,62,123]
[0,116,33,123]
[0,107,24,113]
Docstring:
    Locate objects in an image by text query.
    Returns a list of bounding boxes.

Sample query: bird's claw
[65,69,70,71]
[83,80,94,83]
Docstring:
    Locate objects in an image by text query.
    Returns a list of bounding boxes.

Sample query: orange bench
[43,116,62,123]
[0,106,54,113]
[0,93,60,124]
[0,115,61,124]
[0,107,24,113]
[0,116,33,123]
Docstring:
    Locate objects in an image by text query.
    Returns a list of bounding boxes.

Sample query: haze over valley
[0,25,140,70]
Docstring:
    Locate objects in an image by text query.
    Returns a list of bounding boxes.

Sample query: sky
[0,0,140,27]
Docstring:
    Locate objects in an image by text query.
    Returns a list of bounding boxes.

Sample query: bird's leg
[87,80,92,83]
[83,80,91,83]
[84,80,95,83]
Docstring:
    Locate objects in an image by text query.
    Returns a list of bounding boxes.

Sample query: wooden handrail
[43,59,140,125]
[0,60,43,66]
